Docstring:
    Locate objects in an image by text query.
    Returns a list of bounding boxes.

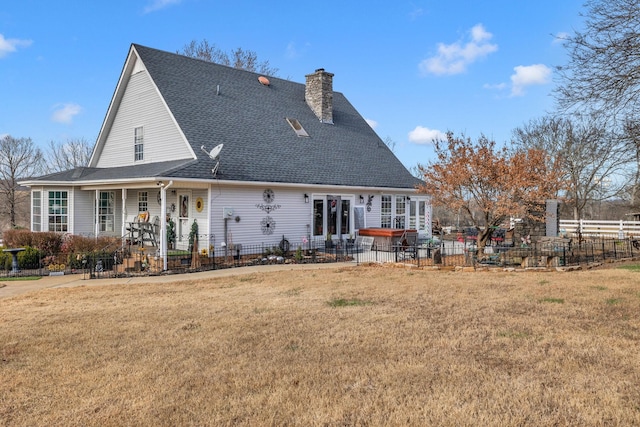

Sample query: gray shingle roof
[134,44,420,189]
[31,159,194,182]
[29,44,421,189]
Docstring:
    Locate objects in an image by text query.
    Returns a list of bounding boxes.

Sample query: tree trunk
[476,228,492,252]
[8,188,16,228]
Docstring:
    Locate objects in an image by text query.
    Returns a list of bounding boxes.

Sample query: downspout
[224,217,229,258]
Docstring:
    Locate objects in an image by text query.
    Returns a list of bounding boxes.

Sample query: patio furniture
[397,230,419,260]
[126,212,158,247]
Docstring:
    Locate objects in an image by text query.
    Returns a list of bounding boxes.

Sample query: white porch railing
[559,219,640,238]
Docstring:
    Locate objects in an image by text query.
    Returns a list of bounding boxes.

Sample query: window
[340,200,350,234]
[381,195,392,228]
[409,200,416,230]
[313,199,324,236]
[48,191,68,232]
[32,191,41,232]
[395,196,406,228]
[409,199,426,231]
[138,191,148,213]
[98,191,115,232]
[327,197,338,235]
[285,118,309,137]
[134,126,144,161]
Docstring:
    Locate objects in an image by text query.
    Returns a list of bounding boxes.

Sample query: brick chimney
[305,68,334,124]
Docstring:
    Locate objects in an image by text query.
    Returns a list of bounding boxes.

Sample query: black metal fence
[1,236,639,279]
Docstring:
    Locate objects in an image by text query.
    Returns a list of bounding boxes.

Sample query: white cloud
[510,64,551,96]
[286,42,298,59]
[408,126,446,145]
[409,7,424,20]
[285,41,310,60]
[419,24,498,76]
[51,103,82,124]
[0,34,33,58]
[365,118,379,129]
[483,82,507,91]
[143,0,182,14]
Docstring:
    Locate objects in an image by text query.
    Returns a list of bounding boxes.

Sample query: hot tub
[358,228,416,248]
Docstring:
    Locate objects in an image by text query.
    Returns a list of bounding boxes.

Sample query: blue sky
[1,0,585,169]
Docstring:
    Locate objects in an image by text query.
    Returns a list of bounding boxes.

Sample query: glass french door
[313,195,353,238]
[409,199,430,237]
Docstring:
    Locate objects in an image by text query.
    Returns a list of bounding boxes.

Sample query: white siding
[95,70,193,168]
[208,186,313,253]
[365,195,382,228]
[73,189,95,236]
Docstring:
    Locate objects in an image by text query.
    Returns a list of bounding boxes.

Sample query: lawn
[2,265,640,426]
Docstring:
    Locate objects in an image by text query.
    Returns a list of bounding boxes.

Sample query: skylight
[285,118,309,137]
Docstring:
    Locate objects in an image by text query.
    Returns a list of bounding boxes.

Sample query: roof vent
[258,76,270,86]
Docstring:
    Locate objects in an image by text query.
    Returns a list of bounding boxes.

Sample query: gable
[91,51,195,168]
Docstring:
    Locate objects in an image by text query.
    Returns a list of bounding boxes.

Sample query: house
[20,44,429,265]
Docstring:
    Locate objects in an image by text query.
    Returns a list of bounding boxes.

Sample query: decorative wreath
[263,189,275,203]
[195,197,204,212]
[261,216,276,235]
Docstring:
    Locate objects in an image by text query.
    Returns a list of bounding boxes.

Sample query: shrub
[3,229,35,248]
[0,252,11,270]
[61,235,121,254]
[3,230,63,257]
[17,246,41,269]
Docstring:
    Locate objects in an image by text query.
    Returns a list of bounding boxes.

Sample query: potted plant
[166,217,176,250]
[325,232,333,249]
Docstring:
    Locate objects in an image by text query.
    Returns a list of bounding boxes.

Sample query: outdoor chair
[398,230,419,260]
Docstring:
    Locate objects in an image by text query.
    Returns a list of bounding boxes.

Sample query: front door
[177,191,191,247]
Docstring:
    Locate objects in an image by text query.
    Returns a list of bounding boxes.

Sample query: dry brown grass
[2,265,640,426]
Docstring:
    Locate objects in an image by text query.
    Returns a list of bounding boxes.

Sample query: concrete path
[0,262,356,300]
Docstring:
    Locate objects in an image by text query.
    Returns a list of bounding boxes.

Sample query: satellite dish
[200,144,224,176]
[201,143,223,160]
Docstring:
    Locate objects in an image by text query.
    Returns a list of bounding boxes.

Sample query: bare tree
[45,138,93,173]
[0,136,43,228]
[555,0,640,117]
[178,39,279,76]
[512,115,630,220]
[383,136,396,153]
[554,0,640,209]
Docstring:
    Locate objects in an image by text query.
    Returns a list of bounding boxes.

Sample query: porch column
[94,190,99,239]
[121,189,127,239]
[159,181,173,271]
